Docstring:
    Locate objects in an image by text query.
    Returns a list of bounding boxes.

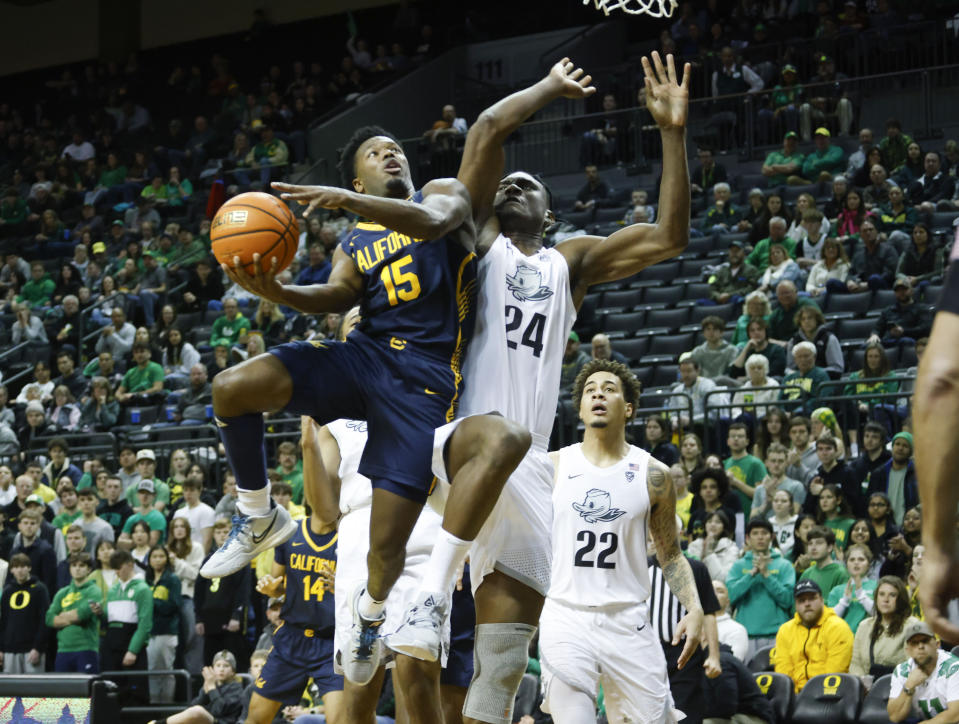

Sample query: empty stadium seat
[685,236,717,256]
[923,284,943,305]
[600,289,643,311]
[790,673,862,724]
[562,209,594,228]
[835,317,878,340]
[872,289,897,310]
[650,364,680,388]
[753,672,794,724]
[749,645,775,673]
[677,257,713,281]
[643,286,686,306]
[603,311,646,335]
[645,308,691,332]
[683,282,714,300]
[857,674,893,724]
[647,332,696,357]
[594,207,625,224]
[823,291,872,315]
[614,337,651,365]
[928,210,959,230]
[632,261,681,287]
[897,345,918,369]
[689,303,736,324]
[631,366,655,390]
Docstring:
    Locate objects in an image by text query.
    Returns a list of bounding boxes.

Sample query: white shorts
[431,418,553,597]
[539,598,676,724]
[333,503,449,672]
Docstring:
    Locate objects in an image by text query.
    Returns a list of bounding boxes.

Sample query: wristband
[940,260,959,316]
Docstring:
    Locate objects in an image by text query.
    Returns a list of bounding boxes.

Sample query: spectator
[53,350,87,401]
[879,119,913,174]
[560,331,590,394]
[623,188,655,224]
[762,132,805,187]
[867,431,917,527]
[0,552,49,673]
[669,357,729,430]
[424,103,468,149]
[845,128,876,181]
[16,362,54,407]
[700,182,742,233]
[818,480,859,548]
[849,423,893,494]
[76,488,114,554]
[213,472,238,521]
[846,218,900,291]
[689,316,739,380]
[295,243,331,286]
[688,510,740,582]
[709,240,760,304]
[79,376,120,432]
[133,250,167,328]
[773,578,853,692]
[887,620,959,723]
[733,291,771,344]
[573,164,611,211]
[741,189,767,233]
[826,543,877,634]
[770,489,800,557]
[670,463,695,529]
[95,307,137,359]
[758,242,802,295]
[11,306,48,347]
[726,518,796,660]
[210,298,249,348]
[786,304,844,378]
[842,342,898,453]
[703,643,777,724]
[48,384,81,432]
[100,549,153,705]
[274,440,304,504]
[115,342,165,405]
[15,262,55,311]
[800,207,834,269]
[52,482,82,531]
[10,508,57,595]
[802,128,846,183]
[251,299,287,348]
[161,328,200,389]
[850,576,917,678]
[146,545,182,702]
[781,341,829,411]
[168,650,245,724]
[171,364,212,425]
[800,55,853,140]
[907,152,955,211]
[47,551,102,673]
[121,479,167,546]
[768,281,818,343]
[690,147,728,199]
[195,520,251,665]
[687,468,740,541]
[725,422,768,519]
[870,276,934,345]
[167,516,204,673]
[807,434,860,515]
[180,257,225,315]
[114,446,140,496]
[678,433,706,478]
[731,355,781,420]
[785,414,819,482]
[172,479,215,553]
[806,237,851,297]
[749,193,785,245]
[897,223,944,286]
[644,415,679,466]
[579,94,622,167]
[96,475,134,539]
[750,443,806,519]
[864,164,895,210]
[49,296,82,353]
[712,580,749,662]
[709,46,763,151]
[799,525,850,593]
[729,318,787,380]
[42,437,83,488]
[127,449,171,511]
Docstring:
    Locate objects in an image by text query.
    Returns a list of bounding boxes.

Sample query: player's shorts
[539,598,675,724]
[270,331,458,503]
[333,503,450,672]
[432,419,552,597]
[255,622,343,705]
[441,564,475,689]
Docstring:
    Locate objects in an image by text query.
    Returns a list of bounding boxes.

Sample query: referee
[648,522,722,724]
[916,241,959,642]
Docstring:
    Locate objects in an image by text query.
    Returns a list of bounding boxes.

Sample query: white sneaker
[343,586,387,685]
[387,590,448,662]
[200,506,297,578]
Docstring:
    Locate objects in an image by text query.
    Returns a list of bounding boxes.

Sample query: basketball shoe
[200,506,297,578]
[387,590,449,662]
[343,586,387,685]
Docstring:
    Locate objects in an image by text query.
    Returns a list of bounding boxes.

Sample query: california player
[388,53,692,724]
[540,360,703,723]
[249,415,343,724]
[204,125,530,686]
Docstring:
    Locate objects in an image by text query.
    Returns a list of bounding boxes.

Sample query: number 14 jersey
[550,444,652,608]
[458,234,576,439]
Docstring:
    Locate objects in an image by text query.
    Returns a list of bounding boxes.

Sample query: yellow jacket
[773,605,854,692]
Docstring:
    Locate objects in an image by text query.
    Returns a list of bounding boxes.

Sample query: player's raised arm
[648,458,704,669]
[458,58,595,229]
[300,415,342,528]
[561,52,691,297]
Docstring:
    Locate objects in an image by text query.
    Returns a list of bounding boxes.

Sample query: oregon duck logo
[506,264,553,302]
[572,489,626,523]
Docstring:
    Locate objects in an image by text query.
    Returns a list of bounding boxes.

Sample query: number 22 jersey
[457,234,576,439]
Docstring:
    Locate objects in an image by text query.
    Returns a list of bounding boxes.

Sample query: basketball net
[583,0,678,17]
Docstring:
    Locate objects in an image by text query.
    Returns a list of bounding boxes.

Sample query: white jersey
[458,234,576,439]
[549,443,652,608]
[326,419,372,514]
[891,650,959,720]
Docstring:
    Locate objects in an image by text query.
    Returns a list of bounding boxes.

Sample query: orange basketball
[210,192,298,275]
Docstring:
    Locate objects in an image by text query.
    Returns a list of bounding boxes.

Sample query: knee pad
[463,622,537,724]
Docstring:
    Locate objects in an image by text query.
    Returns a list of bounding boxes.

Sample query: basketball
[211,192,298,275]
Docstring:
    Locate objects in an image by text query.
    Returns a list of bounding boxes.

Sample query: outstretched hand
[548,57,596,100]
[920,549,959,642]
[673,607,704,669]
[272,182,349,218]
[641,51,690,130]
[222,253,286,305]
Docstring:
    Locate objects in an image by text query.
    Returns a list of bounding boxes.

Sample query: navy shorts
[54,650,99,674]
[270,331,458,503]
[255,623,343,705]
[441,565,475,688]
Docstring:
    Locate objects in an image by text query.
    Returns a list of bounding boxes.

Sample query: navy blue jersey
[341,190,476,362]
[274,518,337,633]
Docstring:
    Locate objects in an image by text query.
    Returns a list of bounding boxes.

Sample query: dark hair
[271,481,293,496]
[746,517,773,535]
[791,514,816,558]
[806,524,836,546]
[168,517,194,559]
[871,576,911,644]
[109,549,133,569]
[77,488,97,499]
[863,422,888,441]
[95,539,115,568]
[68,552,93,569]
[886,118,902,131]
[849,518,879,558]
[182,477,201,491]
[131,520,151,538]
[133,341,151,353]
[690,467,730,504]
[703,509,734,540]
[646,415,672,438]
[861,340,891,378]
[816,483,851,521]
[572,359,641,412]
[47,437,68,453]
[728,421,749,435]
[756,408,790,460]
[338,125,401,187]
[701,315,725,331]
[9,553,31,568]
[145,545,170,582]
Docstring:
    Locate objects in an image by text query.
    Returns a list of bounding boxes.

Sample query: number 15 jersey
[550,443,652,608]
[457,235,576,439]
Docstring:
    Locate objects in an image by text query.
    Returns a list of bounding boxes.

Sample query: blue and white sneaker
[199,506,297,578]
[387,590,448,662]
[343,586,387,685]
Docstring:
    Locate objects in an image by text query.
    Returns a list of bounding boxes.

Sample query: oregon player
[247,416,343,724]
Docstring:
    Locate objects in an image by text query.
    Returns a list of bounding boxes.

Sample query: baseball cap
[794,579,822,597]
[25,400,44,415]
[784,131,798,140]
[213,650,237,671]
[137,449,156,463]
[25,493,45,507]
[112,220,124,227]
[782,64,797,75]
[569,331,580,343]
[904,620,935,641]
[729,239,746,249]
[814,127,831,137]
[92,241,107,254]
[137,479,155,493]
[894,275,911,289]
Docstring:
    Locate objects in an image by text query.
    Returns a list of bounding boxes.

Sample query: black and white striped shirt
[647,555,721,647]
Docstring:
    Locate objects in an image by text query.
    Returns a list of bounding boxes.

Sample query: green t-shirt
[780,367,831,409]
[121,361,165,393]
[210,314,250,347]
[826,579,877,634]
[46,578,103,653]
[277,461,305,505]
[122,508,168,542]
[124,478,171,510]
[52,509,83,534]
[747,236,798,273]
[763,149,805,186]
[17,277,56,306]
[725,454,767,519]
[800,560,849,593]
[823,516,856,549]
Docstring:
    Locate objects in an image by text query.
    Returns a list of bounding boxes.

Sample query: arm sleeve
[772,627,795,679]
[725,561,756,606]
[78,585,102,623]
[743,65,764,92]
[45,588,64,627]
[730,623,749,662]
[129,585,153,653]
[849,625,869,676]
[761,561,796,610]
[825,334,844,374]
[33,585,51,649]
[824,619,854,673]
[889,665,906,699]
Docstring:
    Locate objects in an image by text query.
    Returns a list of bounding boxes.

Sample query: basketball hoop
[583,0,678,17]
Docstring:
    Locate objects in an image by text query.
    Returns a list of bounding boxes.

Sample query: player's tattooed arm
[648,460,705,669]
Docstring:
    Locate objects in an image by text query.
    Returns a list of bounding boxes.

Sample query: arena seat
[871,289,897,310]
[824,292,873,315]
[594,207,625,224]
[857,674,893,724]
[689,303,735,324]
[645,307,691,333]
[650,364,680,388]
[647,332,696,357]
[923,284,943,305]
[600,289,644,312]
[835,317,878,340]
[748,645,776,673]
[677,257,713,281]
[685,236,718,256]
[790,673,863,724]
[928,210,959,231]
[632,261,681,287]
[682,282,714,300]
[631,365,655,389]
[643,286,686,306]
[604,311,647,336]
[615,337,651,365]
[562,209,594,228]
[753,671,794,723]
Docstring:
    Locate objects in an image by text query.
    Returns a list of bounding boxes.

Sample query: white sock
[237,484,271,518]
[420,528,471,595]
[358,589,386,619]
[850,443,859,458]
